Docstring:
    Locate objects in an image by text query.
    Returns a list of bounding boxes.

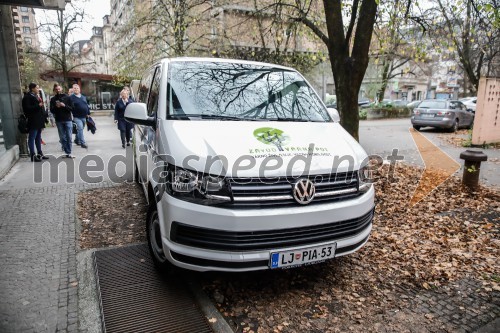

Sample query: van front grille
[225,171,360,208]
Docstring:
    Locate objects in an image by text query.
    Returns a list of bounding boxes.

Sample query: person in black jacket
[114,89,134,148]
[22,83,48,162]
[50,84,75,158]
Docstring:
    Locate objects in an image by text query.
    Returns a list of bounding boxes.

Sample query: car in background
[325,98,371,109]
[407,100,421,110]
[459,97,477,113]
[360,99,392,109]
[392,99,408,107]
[411,99,474,132]
[358,97,371,107]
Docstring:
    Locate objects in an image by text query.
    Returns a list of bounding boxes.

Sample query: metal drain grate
[94,244,213,333]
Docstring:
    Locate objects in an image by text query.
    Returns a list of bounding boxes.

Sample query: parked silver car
[411,99,474,132]
[459,97,477,113]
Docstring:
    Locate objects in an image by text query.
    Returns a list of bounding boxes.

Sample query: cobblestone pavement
[394,279,500,332]
[0,182,115,333]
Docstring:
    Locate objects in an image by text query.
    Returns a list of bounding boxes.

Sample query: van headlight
[172,169,199,193]
[169,166,231,204]
[358,164,373,193]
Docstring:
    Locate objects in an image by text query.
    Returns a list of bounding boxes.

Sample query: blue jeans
[28,128,42,157]
[56,121,73,155]
[73,117,86,145]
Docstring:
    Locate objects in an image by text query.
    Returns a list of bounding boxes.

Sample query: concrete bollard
[459,149,488,190]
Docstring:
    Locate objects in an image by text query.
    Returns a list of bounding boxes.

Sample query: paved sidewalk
[0,116,127,332]
[0,182,115,332]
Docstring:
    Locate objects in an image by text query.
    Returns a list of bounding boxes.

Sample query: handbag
[72,121,77,134]
[18,114,29,134]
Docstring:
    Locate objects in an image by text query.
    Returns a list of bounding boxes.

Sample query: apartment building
[16,6,41,51]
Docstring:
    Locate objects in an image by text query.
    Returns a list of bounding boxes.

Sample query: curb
[187,276,234,333]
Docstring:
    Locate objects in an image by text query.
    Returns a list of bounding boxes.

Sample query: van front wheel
[146,204,170,271]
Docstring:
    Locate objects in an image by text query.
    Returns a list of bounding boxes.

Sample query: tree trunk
[323,0,377,141]
[335,74,360,141]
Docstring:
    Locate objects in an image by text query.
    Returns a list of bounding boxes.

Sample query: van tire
[146,203,171,272]
[449,119,459,133]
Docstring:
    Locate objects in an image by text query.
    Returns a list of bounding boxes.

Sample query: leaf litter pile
[76,165,499,332]
[77,183,148,249]
[198,164,499,333]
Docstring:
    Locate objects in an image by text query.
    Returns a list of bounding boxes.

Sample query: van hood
[162,121,368,178]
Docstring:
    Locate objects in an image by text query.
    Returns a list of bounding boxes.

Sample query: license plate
[270,243,337,269]
[421,114,434,118]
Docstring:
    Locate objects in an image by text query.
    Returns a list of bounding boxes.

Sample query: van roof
[158,57,295,72]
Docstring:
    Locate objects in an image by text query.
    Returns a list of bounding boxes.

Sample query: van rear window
[167,61,329,122]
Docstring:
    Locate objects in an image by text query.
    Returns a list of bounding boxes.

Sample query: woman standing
[22,83,48,162]
[114,89,134,148]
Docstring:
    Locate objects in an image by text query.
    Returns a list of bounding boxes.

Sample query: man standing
[50,84,75,158]
[69,83,90,149]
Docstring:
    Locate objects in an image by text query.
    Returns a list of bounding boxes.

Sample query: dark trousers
[28,128,42,157]
[120,129,132,144]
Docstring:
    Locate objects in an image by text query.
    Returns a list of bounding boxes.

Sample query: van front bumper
[158,186,375,272]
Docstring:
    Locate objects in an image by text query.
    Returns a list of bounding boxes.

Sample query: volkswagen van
[125,58,375,272]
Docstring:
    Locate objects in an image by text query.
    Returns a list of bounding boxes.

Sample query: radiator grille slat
[171,209,374,251]
[226,171,360,207]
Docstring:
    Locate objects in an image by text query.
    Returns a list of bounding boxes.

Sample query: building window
[22,16,29,23]
[20,7,28,12]
[99,42,103,48]
[23,26,31,33]
[100,57,103,64]
[24,37,32,45]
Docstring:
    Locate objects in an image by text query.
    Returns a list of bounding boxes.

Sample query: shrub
[359,110,367,120]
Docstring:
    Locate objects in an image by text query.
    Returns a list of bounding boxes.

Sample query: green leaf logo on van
[253,127,290,151]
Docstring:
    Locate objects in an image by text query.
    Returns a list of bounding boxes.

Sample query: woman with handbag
[22,83,48,162]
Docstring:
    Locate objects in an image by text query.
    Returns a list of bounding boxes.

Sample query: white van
[125,58,375,272]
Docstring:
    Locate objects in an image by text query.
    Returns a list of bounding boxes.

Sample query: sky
[35,0,110,48]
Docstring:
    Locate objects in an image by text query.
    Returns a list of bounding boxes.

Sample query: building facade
[0,0,70,178]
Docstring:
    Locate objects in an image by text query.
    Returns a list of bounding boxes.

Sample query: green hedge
[366,107,411,119]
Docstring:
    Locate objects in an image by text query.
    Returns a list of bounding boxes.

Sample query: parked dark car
[411,99,474,132]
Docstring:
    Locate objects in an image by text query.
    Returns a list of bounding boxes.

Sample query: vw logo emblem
[293,178,315,205]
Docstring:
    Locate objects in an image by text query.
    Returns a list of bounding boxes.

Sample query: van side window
[137,69,155,104]
[147,67,161,117]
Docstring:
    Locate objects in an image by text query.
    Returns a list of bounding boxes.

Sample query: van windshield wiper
[267,117,311,122]
[174,114,261,121]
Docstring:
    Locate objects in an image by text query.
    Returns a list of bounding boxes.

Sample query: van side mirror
[125,103,155,127]
[327,108,340,122]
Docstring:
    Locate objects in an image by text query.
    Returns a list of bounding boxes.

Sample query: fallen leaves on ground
[437,130,470,147]
[199,164,499,332]
[75,165,499,332]
[77,183,148,249]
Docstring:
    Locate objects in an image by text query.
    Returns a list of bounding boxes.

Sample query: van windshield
[167,61,330,122]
